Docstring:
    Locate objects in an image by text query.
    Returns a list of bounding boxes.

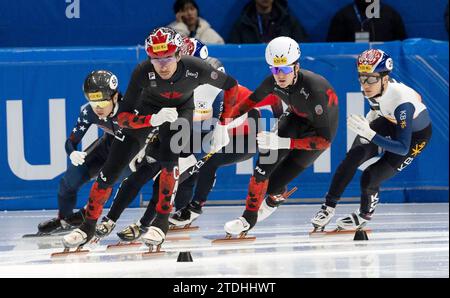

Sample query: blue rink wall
[0,39,448,210]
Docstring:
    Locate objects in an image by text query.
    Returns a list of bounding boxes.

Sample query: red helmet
[145,27,183,58]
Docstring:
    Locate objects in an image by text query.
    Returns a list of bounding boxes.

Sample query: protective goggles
[358,74,382,85]
[89,100,111,109]
[150,56,177,67]
[269,65,295,75]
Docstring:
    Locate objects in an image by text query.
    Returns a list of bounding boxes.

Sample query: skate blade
[50,248,90,258]
[22,231,70,238]
[21,233,65,249]
[141,250,166,258]
[106,242,143,251]
[166,235,191,241]
[309,228,372,237]
[141,244,165,258]
[211,235,256,244]
[168,225,199,233]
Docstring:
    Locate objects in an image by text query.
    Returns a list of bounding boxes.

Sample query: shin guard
[86,182,112,220]
[245,177,269,212]
[156,167,179,215]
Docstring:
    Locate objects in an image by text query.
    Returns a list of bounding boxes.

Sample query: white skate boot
[258,187,298,222]
[141,226,166,254]
[51,220,96,257]
[257,199,276,222]
[62,228,88,248]
[224,217,250,236]
[211,217,255,244]
[95,217,116,239]
[311,204,336,231]
[50,228,91,257]
[50,228,91,258]
[336,211,369,230]
[257,195,283,222]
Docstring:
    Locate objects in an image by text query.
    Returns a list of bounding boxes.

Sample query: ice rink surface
[0,203,447,278]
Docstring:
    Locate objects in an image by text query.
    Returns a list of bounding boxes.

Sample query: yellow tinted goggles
[89,100,111,108]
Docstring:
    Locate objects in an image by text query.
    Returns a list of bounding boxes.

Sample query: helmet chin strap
[108,93,120,117]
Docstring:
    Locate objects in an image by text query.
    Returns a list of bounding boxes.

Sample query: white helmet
[265,36,301,67]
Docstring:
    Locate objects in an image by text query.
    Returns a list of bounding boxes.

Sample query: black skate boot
[37,209,86,236]
[242,210,258,230]
[169,201,203,227]
[37,218,64,235]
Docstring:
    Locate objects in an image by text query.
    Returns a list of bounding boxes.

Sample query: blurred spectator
[168,0,224,44]
[327,0,407,42]
[228,0,308,44]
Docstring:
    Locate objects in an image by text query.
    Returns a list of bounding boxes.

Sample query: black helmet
[83,70,118,102]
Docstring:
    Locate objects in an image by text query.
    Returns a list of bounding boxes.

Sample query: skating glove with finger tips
[69,151,87,166]
[150,108,178,127]
[348,114,376,141]
[257,131,291,150]
[210,123,230,152]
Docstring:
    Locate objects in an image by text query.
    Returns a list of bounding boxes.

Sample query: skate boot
[140,226,166,256]
[224,217,251,236]
[213,210,258,244]
[104,221,149,251]
[212,216,256,244]
[61,219,96,249]
[311,204,336,232]
[142,226,166,246]
[169,201,202,228]
[336,210,370,231]
[141,215,169,254]
[257,187,298,222]
[37,209,85,236]
[37,218,65,235]
[95,216,116,239]
[117,221,149,242]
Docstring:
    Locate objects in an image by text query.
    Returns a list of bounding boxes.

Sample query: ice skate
[257,187,298,222]
[168,202,202,232]
[212,217,256,244]
[310,210,372,238]
[51,219,95,257]
[106,222,149,251]
[51,229,90,258]
[95,216,116,239]
[336,211,370,231]
[24,218,70,238]
[27,209,85,238]
[309,204,336,234]
[141,226,166,256]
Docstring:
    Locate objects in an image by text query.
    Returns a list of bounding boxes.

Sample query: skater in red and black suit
[209,36,339,236]
[62,27,242,249]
